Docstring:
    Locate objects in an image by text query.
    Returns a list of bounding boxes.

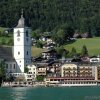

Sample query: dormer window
[26,30,28,37]
[17,30,20,37]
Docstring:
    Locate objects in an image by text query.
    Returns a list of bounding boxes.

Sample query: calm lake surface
[0,86,100,100]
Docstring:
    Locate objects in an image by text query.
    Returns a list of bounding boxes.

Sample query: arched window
[17,30,20,37]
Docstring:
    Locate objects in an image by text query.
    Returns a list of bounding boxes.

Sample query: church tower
[14,10,31,73]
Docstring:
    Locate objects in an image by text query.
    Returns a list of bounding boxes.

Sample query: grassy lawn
[64,37,100,56]
[31,46,46,57]
[0,36,13,45]
[1,37,100,57]
[0,27,5,32]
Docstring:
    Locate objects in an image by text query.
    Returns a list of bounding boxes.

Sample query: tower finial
[21,9,24,18]
[16,9,25,28]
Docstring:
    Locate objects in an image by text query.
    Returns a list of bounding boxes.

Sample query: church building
[0,11,32,78]
[13,11,31,73]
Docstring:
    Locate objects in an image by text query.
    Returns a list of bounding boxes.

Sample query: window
[18,52,20,55]
[26,30,28,37]
[17,30,20,37]
[14,64,16,69]
[6,64,8,69]
[33,68,35,70]
[10,64,12,69]
[29,72,32,74]
[27,51,28,55]
[26,38,28,42]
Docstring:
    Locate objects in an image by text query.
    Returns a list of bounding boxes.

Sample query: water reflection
[11,87,30,100]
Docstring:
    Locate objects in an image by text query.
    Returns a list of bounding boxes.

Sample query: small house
[42,49,57,60]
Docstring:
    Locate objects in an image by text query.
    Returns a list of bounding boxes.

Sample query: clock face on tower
[17,38,20,41]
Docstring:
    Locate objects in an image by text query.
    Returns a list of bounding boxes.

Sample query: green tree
[36,75,44,82]
[70,47,77,57]
[24,67,29,73]
[81,45,88,56]
[52,29,66,45]
[7,38,13,46]
[1,38,6,45]
[31,31,40,40]
[56,46,69,58]
[62,50,69,58]
[0,60,6,85]
[0,61,5,78]
[36,41,43,48]
[61,23,75,38]
[0,0,100,37]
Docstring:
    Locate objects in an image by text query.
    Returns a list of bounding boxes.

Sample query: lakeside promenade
[1,82,46,87]
[1,80,100,87]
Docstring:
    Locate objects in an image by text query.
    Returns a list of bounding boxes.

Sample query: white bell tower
[13,10,31,73]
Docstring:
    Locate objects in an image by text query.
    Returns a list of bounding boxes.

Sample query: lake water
[0,86,100,100]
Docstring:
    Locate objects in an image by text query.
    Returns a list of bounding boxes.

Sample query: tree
[7,38,13,46]
[56,46,69,58]
[0,0,100,37]
[0,60,6,85]
[36,75,44,82]
[24,67,29,73]
[62,50,69,58]
[52,29,66,46]
[1,38,6,45]
[0,61,5,78]
[61,23,75,38]
[70,47,77,57]
[81,45,88,56]
[66,27,75,38]
[31,31,40,40]
[36,40,43,48]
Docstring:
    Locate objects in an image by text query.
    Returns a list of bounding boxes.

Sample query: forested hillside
[0,0,100,36]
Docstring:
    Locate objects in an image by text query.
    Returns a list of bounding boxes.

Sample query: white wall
[14,27,31,73]
[26,65,37,81]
